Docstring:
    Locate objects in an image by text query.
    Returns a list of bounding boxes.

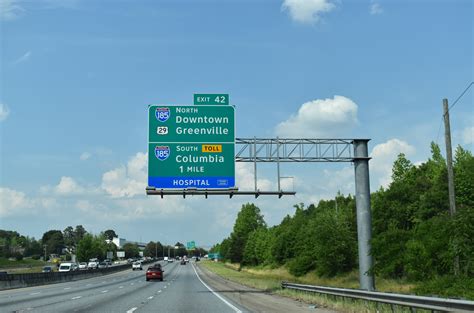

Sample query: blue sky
[0,0,472,247]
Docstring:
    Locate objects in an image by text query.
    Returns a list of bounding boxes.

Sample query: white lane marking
[71,296,82,300]
[119,286,124,289]
[64,287,71,290]
[101,290,108,293]
[157,290,162,293]
[126,307,137,313]
[29,292,41,295]
[191,263,242,313]
[163,286,167,289]
[147,296,154,299]
[131,283,134,286]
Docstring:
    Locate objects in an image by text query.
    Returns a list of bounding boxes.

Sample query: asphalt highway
[0,261,244,313]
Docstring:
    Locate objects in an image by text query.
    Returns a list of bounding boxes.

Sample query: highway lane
[0,261,245,313]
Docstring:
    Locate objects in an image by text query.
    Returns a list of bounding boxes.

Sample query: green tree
[123,243,140,258]
[103,229,117,241]
[227,203,266,263]
[41,230,65,255]
[76,234,106,261]
[144,241,163,258]
[74,225,87,243]
[63,226,75,249]
[391,153,414,182]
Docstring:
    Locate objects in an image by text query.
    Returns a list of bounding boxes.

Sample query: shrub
[14,253,23,261]
[287,255,314,277]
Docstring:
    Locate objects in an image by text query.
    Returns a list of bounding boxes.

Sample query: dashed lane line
[71,296,82,300]
[126,307,137,313]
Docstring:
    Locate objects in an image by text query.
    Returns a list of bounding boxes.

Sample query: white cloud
[0,103,10,121]
[235,162,273,191]
[80,152,91,161]
[55,176,84,194]
[40,176,92,196]
[462,126,474,145]
[282,0,337,24]
[370,139,416,188]
[369,1,383,15]
[101,152,147,198]
[322,166,354,194]
[0,0,23,21]
[275,95,358,137]
[0,187,33,217]
[13,51,31,65]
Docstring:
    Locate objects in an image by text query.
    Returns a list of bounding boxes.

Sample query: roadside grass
[0,257,50,273]
[200,260,430,313]
[276,289,427,313]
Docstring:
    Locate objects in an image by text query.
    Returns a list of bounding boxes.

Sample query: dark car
[42,266,53,273]
[180,259,186,265]
[146,264,163,281]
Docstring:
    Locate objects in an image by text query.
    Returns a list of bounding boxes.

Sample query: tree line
[212,143,473,287]
[1,225,207,262]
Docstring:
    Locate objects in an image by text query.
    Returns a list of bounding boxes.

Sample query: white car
[58,263,73,272]
[88,259,99,269]
[78,262,87,270]
[132,261,142,270]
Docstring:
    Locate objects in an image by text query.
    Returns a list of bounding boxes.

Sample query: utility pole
[443,98,459,276]
[443,99,456,217]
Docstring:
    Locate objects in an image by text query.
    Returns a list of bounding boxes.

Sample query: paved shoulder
[194,263,337,313]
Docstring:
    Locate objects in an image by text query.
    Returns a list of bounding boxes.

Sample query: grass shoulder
[200,260,473,312]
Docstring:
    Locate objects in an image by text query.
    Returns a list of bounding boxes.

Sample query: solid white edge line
[126,307,137,313]
[191,262,242,313]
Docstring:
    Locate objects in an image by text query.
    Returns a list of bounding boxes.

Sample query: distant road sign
[186,241,195,250]
[148,105,235,189]
[194,94,229,105]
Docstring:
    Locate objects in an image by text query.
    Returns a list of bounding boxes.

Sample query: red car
[146,264,164,281]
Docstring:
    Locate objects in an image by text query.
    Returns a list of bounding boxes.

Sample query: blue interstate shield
[154,146,170,161]
[155,107,170,122]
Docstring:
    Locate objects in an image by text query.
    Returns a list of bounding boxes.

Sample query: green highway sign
[148,104,235,189]
[186,241,195,250]
[194,94,229,105]
[149,105,234,143]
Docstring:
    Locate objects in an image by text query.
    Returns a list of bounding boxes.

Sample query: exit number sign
[194,94,229,105]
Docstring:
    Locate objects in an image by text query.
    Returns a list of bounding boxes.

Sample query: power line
[447,81,474,113]
[436,81,474,144]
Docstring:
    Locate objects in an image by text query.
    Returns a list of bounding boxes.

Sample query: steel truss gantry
[236,138,355,162]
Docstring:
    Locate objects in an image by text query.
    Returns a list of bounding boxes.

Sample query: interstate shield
[154,146,170,161]
[155,107,170,122]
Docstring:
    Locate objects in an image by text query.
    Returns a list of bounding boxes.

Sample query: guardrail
[0,259,157,290]
[281,282,474,312]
